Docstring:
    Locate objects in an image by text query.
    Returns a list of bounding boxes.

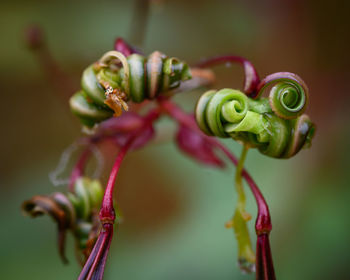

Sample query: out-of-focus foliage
[1,0,350,279]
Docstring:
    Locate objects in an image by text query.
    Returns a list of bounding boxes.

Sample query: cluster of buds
[22,28,314,280]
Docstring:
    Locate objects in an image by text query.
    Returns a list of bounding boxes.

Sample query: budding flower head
[22,177,104,264]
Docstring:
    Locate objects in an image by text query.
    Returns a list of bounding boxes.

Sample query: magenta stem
[79,108,161,279]
[86,224,113,280]
[99,108,161,223]
[98,135,134,223]
[195,55,260,97]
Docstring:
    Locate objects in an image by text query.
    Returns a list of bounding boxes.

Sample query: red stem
[99,108,161,223]
[98,135,134,223]
[79,108,161,279]
[195,55,260,97]
[86,224,113,280]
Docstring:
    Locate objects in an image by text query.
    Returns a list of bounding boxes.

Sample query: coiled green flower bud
[256,72,309,119]
[22,177,104,263]
[70,50,191,127]
[195,88,315,158]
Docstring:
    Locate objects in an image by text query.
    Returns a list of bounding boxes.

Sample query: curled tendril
[254,72,309,119]
[195,88,315,158]
[196,55,260,96]
[22,177,104,264]
[70,50,191,127]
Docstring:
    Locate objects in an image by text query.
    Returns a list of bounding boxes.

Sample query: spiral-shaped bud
[256,114,315,158]
[196,88,269,143]
[22,177,103,263]
[70,50,191,127]
[195,88,315,159]
[256,72,309,119]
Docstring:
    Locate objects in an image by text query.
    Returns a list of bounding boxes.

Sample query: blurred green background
[1,0,350,279]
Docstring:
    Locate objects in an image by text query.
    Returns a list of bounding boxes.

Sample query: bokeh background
[1,0,350,279]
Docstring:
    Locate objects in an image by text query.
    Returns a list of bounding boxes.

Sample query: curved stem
[99,108,161,223]
[98,135,134,223]
[195,55,260,96]
[78,108,161,280]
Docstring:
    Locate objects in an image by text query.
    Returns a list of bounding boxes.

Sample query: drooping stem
[195,55,260,96]
[231,145,256,272]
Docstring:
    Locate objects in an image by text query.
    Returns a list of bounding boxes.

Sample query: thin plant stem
[99,108,161,222]
[99,134,135,223]
[78,108,161,279]
[231,145,256,272]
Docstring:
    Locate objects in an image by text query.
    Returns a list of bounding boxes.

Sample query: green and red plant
[22,30,314,280]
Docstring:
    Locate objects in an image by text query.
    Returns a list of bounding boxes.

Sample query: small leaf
[175,123,225,168]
